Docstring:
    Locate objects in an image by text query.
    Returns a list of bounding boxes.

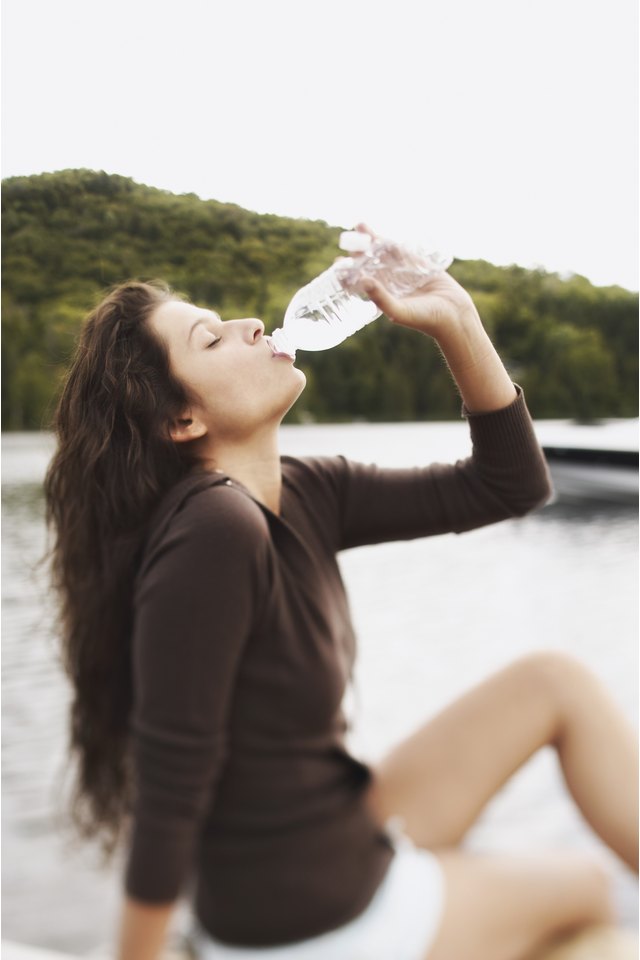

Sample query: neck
[198,430,283,515]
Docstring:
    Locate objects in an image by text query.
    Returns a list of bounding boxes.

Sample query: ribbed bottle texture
[268,231,452,359]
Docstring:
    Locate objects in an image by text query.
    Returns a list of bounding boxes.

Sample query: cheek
[201,355,300,422]
[211,369,265,419]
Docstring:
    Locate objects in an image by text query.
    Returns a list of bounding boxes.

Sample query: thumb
[360,278,402,321]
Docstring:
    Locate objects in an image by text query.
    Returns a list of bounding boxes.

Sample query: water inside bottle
[269,265,381,358]
[267,231,452,360]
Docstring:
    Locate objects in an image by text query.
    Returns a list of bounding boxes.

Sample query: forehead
[150,300,204,336]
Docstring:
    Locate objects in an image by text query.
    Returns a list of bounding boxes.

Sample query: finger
[359,278,403,321]
[353,222,379,241]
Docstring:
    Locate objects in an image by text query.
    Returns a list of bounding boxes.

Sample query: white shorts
[190,817,445,960]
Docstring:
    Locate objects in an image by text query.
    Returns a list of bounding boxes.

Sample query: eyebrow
[187,312,222,343]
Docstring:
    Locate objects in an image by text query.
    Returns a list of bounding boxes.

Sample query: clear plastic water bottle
[267,231,452,360]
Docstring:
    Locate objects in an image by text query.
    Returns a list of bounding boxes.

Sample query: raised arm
[357,228,517,416]
[295,239,552,550]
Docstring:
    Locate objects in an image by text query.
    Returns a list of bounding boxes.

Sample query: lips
[265,336,295,360]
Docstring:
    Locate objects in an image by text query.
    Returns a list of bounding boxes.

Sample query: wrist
[434,301,485,357]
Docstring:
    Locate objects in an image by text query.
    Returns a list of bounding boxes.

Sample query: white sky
[2,0,638,290]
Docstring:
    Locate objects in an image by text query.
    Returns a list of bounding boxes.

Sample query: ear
[168,411,207,444]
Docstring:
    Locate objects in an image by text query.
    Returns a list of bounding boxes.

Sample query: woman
[44,230,638,960]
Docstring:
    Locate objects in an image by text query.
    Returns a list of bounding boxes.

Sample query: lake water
[2,424,638,955]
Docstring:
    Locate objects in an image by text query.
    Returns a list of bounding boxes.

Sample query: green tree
[2,169,637,430]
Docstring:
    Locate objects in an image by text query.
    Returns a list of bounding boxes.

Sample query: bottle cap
[339,231,373,254]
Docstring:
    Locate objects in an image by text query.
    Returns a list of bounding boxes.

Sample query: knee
[549,853,617,929]
[514,650,596,698]
[578,856,617,925]
[511,651,599,733]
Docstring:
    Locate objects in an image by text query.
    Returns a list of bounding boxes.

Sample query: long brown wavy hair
[44,280,198,860]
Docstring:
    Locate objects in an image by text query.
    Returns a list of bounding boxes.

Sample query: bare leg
[425,849,614,960]
[364,652,638,870]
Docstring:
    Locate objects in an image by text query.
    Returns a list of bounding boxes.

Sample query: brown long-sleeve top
[124,386,551,947]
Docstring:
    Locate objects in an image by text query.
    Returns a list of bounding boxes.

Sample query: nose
[233,318,265,343]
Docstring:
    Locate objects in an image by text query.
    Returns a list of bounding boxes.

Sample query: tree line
[2,169,637,430]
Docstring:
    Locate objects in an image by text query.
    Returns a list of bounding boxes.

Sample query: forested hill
[2,169,637,429]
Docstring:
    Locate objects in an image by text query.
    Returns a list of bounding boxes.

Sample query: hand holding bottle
[269,221,516,413]
[343,224,516,414]
[341,224,479,343]
[268,225,453,359]
[344,224,516,413]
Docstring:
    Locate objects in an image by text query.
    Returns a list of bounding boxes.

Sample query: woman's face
[149,299,306,444]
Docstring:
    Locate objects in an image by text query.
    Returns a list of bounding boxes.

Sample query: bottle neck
[269,327,297,359]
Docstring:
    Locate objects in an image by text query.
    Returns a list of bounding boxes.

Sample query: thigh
[364,653,563,848]
[425,849,613,960]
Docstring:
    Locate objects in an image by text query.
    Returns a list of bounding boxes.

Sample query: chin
[281,370,307,416]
